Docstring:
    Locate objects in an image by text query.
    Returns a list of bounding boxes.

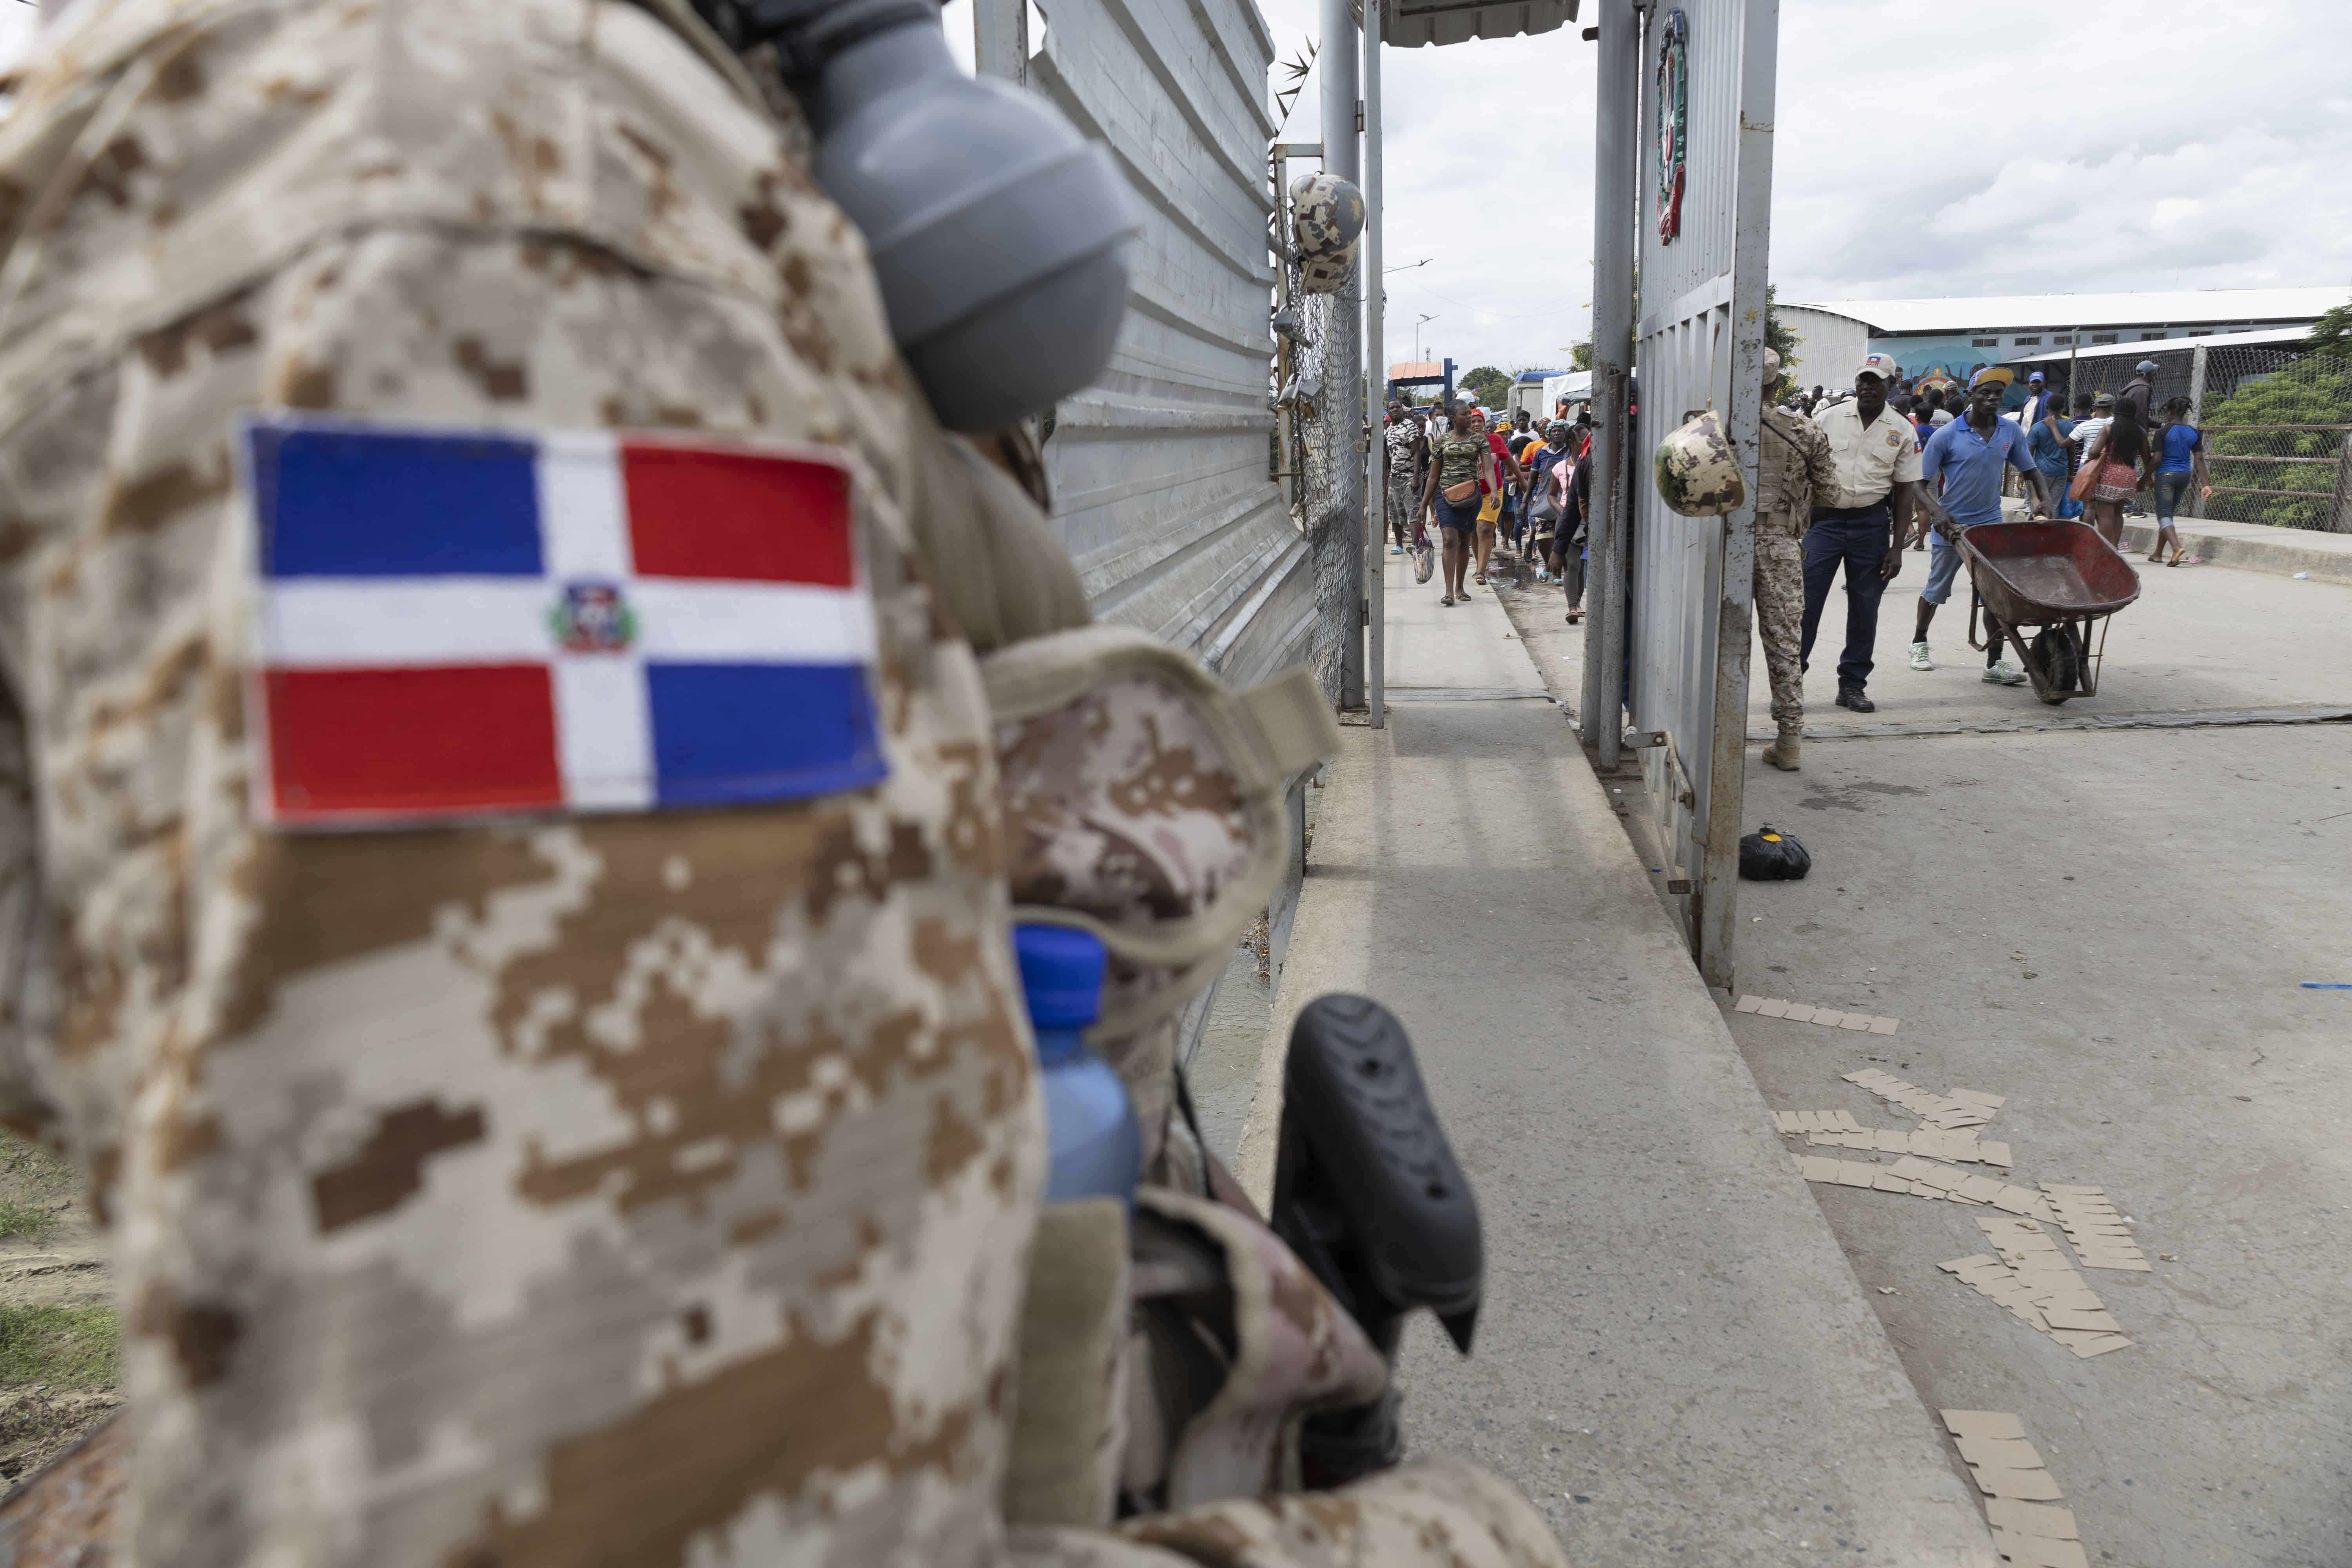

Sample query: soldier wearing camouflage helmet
[0,2,1568,1566]
[1754,347,1838,770]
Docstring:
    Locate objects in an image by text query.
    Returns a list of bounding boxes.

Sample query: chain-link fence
[2194,345,2352,531]
[1285,277,1356,526]
[2026,341,2352,532]
[1270,227,1365,702]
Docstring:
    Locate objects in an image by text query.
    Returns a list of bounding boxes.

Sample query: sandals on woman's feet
[1440,595,1455,606]
[1472,572,1487,585]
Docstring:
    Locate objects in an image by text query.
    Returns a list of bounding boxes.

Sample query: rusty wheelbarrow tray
[1960,520,2142,704]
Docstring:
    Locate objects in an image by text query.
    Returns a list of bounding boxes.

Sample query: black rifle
[1270,995,1482,1487]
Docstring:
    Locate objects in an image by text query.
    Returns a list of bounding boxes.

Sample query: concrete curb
[2119,519,2352,582]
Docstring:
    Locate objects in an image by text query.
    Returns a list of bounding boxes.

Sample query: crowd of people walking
[1384,392,1595,614]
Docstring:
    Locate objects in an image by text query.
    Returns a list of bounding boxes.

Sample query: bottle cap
[1013,924,1107,1029]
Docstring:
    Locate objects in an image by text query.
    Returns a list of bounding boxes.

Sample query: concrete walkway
[1234,556,1996,1564]
[2118,515,2352,584]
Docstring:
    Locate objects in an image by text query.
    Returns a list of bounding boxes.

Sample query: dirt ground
[0,1136,118,1491]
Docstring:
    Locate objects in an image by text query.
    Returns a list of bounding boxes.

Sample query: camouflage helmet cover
[1290,171,1363,295]
[1653,406,1747,516]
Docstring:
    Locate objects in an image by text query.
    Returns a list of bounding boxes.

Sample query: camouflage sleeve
[0,3,1050,1563]
[1804,421,1840,511]
[1010,1457,1567,1568]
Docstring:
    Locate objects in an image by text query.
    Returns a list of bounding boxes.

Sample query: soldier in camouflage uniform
[1754,350,1838,772]
[0,3,1566,1566]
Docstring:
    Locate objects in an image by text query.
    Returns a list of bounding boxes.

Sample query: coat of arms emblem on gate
[1655,9,1689,243]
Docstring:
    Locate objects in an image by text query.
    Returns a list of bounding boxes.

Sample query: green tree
[2196,351,2352,528]
[1765,284,1800,402]
[1459,365,1512,410]
[2308,298,2352,357]
[1569,341,1593,372]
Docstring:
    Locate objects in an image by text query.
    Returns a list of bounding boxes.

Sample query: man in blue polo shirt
[1909,369,2052,683]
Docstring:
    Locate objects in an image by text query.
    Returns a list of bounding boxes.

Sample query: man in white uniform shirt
[1804,354,1922,710]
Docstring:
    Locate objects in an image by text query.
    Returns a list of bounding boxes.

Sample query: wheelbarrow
[1960,521,2141,704]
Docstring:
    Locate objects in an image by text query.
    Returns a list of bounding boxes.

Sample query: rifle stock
[1270,995,1483,1485]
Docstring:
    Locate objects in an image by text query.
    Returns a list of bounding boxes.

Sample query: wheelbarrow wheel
[2028,623,2082,703]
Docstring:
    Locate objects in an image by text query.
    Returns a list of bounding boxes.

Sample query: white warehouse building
[1777,287,2345,392]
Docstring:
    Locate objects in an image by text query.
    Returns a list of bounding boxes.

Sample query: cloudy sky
[1256,0,2352,379]
[7,0,2346,384]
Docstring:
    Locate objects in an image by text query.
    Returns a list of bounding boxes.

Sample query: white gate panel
[1624,0,1777,987]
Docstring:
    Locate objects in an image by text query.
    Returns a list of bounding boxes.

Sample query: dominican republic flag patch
[245,416,886,826]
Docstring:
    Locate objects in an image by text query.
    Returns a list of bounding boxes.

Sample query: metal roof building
[1777,287,2345,393]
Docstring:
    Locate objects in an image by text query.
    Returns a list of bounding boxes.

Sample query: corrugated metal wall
[1028,0,1316,687]
[1777,306,1868,398]
[1624,0,1776,987]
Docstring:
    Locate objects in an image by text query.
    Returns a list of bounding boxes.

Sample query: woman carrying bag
[1421,396,1490,606]
[2069,394,2154,549]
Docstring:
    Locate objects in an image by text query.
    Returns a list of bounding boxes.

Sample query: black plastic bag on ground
[1740,824,1810,882]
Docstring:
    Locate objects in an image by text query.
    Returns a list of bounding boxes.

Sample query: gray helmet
[687,0,1138,431]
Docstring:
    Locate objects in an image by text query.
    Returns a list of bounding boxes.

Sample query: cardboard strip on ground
[1742,999,1899,1032]
[1991,1529,2091,1568]
[1939,1410,2069,1512]
[2042,1186,2155,1272]
[1984,1499,2078,1539]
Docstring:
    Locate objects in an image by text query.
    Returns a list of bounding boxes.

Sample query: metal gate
[986,0,1318,687]
[1592,0,1778,989]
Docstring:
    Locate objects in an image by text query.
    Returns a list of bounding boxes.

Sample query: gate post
[2329,431,2352,535]
[1691,0,1780,992]
[973,0,1027,83]
[1581,0,1639,770]
[1321,0,1365,710]
[2187,343,2210,519]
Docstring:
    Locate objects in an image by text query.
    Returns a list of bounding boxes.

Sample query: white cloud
[6,0,2338,386]
[1269,0,2352,377]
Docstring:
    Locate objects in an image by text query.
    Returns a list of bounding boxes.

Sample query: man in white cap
[2021,370,2052,430]
[1802,352,1920,711]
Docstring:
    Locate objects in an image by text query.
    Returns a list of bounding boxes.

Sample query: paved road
[1503,544,2352,1566]
[1746,539,2352,731]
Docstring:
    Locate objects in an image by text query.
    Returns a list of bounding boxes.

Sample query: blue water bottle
[1013,924,1142,1208]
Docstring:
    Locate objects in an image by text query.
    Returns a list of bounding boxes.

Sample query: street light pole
[1417,313,1436,361]
[1582,0,1638,767]
[1321,0,1364,711]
